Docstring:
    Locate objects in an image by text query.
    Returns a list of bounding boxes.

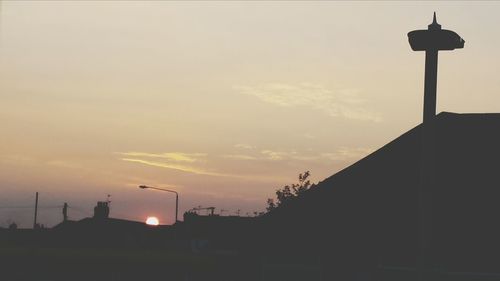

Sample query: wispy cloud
[235,82,381,122]
[260,150,289,161]
[118,146,374,182]
[118,152,206,163]
[120,158,225,177]
[222,154,259,160]
[233,143,254,150]
[320,147,375,161]
[223,147,374,163]
[118,151,216,176]
[120,156,287,182]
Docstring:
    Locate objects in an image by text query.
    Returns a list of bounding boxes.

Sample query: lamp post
[139,185,179,224]
[408,13,464,281]
[408,12,464,122]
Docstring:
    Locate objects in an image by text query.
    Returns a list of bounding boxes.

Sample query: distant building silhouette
[262,112,500,279]
[93,201,110,219]
[51,201,173,248]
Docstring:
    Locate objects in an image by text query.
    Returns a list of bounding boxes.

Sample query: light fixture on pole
[408,13,464,281]
[139,185,179,224]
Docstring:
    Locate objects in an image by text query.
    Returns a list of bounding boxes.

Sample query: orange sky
[2,1,500,227]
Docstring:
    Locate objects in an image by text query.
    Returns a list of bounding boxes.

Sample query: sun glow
[145,216,159,226]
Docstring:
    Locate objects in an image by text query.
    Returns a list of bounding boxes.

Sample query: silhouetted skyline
[2,2,500,228]
[2,4,500,281]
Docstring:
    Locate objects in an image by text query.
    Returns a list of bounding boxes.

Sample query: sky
[1,1,500,227]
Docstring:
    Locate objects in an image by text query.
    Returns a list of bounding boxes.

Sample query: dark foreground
[3,245,500,281]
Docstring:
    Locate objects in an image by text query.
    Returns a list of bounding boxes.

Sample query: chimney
[93,201,110,219]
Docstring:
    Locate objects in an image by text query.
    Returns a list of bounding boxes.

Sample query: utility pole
[408,13,464,281]
[62,202,68,222]
[33,192,38,229]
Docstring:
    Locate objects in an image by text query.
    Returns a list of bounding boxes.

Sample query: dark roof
[49,217,175,248]
[53,217,147,232]
[264,112,500,271]
[317,111,500,189]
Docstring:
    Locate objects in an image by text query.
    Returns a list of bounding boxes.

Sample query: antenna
[428,12,441,30]
[33,192,38,229]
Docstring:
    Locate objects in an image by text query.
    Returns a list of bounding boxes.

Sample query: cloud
[320,147,374,161]
[222,154,259,160]
[118,151,220,176]
[120,157,287,182]
[222,147,374,163]
[118,146,374,181]
[235,82,381,122]
[120,158,226,177]
[118,152,206,163]
[223,150,292,161]
[233,143,254,150]
[260,150,289,161]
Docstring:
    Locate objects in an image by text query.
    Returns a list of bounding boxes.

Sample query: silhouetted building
[51,201,174,248]
[93,201,110,219]
[181,212,257,253]
[262,112,500,279]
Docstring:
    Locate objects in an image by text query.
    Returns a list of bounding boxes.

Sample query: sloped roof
[317,111,500,189]
[53,217,147,232]
[264,112,500,271]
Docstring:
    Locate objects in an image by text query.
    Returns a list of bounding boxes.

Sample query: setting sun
[145,216,159,226]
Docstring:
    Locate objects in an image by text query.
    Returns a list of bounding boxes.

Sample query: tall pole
[33,192,38,229]
[175,193,179,223]
[139,185,179,224]
[62,202,68,222]
[408,13,464,280]
[419,48,438,280]
[423,50,438,123]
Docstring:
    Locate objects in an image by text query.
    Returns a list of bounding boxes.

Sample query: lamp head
[408,12,465,51]
[139,185,149,189]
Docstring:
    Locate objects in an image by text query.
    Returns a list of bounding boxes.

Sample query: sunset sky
[2,1,500,227]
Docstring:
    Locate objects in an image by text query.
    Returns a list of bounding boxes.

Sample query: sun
[145,216,159,226]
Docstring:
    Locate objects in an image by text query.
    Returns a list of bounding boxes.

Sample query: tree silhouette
[266,171,311,212]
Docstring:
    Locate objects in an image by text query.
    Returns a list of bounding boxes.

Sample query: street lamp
[139,185,179,224]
